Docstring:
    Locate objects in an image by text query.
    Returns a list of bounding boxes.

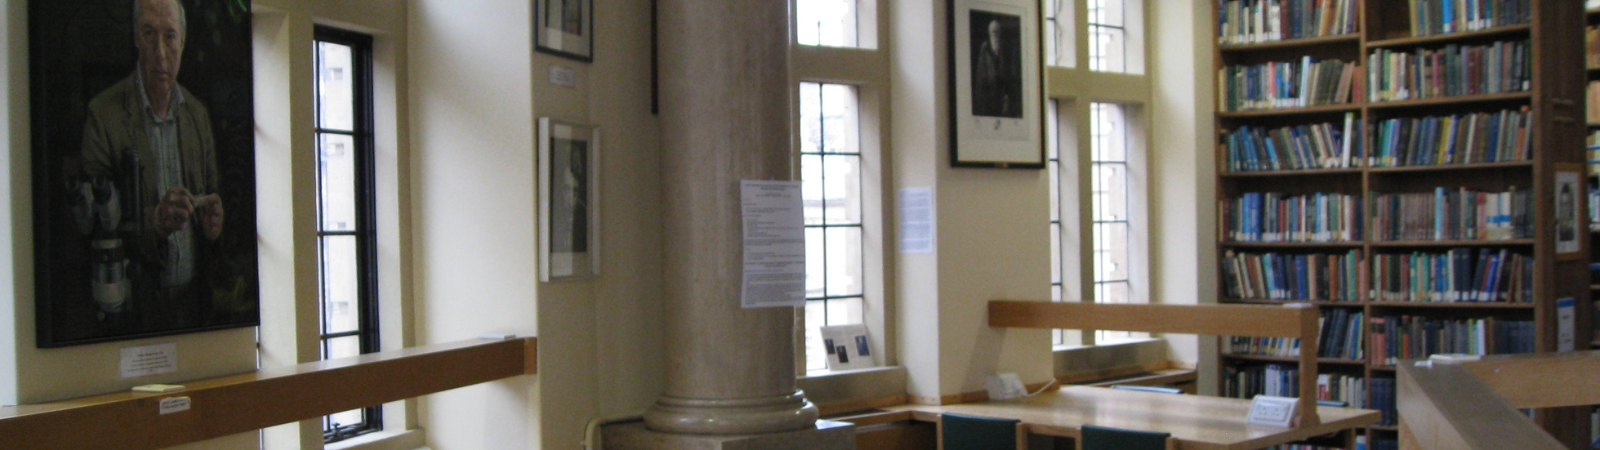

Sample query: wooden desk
[888,386,1379,450]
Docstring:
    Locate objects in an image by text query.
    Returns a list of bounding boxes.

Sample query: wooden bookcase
[1211,1,1590,448]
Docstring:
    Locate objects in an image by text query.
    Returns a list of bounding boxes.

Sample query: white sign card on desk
[740,180,806,309]
[1246,395,1298,428]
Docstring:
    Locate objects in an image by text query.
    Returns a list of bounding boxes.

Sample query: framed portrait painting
[539,118,601,281]
[534,0,595,62]
[29,0,260,347]
[948,0,1046,168]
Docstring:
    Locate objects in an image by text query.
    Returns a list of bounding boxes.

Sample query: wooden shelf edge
[1367,239,1534,247]
[1366,24,1532,48]
[1218,34,1361,52]
[0,337,536,450]
[1221,353,1366,366]
[1220,241,1365,248]
[1366,302,1536,309]
[1365,92,1532,110]
[1218,104,1361,118]
[1365,160,1534,173]
[1220,168,1363,178]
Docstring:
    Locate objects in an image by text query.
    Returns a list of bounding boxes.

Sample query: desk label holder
[1247,395,1298,428]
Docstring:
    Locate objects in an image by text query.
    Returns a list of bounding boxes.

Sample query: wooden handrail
[0,337,536,450]
[1398,351,1597,449]
[989,300,1322,427]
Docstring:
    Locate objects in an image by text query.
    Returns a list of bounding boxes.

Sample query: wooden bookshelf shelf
[1367,239,1534,247]
[1364,160,1534,174]
[1218,34,1361,53]
[1366,302,1537,309]
[1221,353,1367,366]
[1365,24,1532,49]
[1214,1,1587,446]
[1220,241,1364,248]
[1219,168,1363,178]
[1369,425,1400,432]
[1364,92,1532,111]
[1217,104,1361,119]
[1589,285,1600,291]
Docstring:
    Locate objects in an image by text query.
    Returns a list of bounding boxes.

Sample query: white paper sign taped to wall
[740,180,806,309]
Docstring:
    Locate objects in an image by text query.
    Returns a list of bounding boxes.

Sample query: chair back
[1079,424,1175,450]
[939,413,1024,450]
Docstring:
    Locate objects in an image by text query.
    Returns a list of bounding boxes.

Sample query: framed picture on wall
[948,0,1045,168]
[539,118,601,281]
[534,0,595,62]
[29,0,260,347]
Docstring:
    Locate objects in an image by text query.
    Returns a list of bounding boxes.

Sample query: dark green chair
[1078,424,1175,450]
[938,413,1025,450]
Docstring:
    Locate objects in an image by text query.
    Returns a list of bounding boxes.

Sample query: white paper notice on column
[740,180,807,309]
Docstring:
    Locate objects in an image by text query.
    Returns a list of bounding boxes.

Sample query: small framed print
[1555,164,1583,259]
[539,118,600,281]
[820,324,878,371]
[948,0,1045,168]
[534,0,594,62]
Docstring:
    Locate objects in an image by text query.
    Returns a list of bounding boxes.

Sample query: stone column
[643,0,820,437]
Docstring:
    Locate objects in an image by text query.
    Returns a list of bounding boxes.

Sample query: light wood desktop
[887,385,1379,450]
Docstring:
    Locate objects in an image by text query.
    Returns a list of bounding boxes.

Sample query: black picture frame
[534,0,595,62]
[538,118,601,281]
[29,0,260,348]
[947,0,1046,169]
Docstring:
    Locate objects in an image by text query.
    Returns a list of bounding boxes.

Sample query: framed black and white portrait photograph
[949,0,1044,168]
[534,0,594,62]
[29,0,259,347]
[1555,164,1583,259]
[539,118,600,281]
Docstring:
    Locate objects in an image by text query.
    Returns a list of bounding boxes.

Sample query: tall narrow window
[799,82,865,372]
[1044,0,1074,67]
[1089,102,1134,342]
[796,0,859,47]
[1047,102,1067,346]
[1085,0,1126,72]
[314,27,380,443]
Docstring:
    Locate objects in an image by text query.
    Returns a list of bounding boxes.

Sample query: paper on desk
[740,180,806,309]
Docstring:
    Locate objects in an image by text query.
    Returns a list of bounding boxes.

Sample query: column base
[604,419,854,450]
[644,391,820,435]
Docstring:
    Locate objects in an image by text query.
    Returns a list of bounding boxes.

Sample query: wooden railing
[988,300,1322,427]
[0,337,537,450]
[1397,351,1599,449]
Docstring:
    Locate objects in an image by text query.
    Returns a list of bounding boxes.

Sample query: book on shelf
[1219,57,1359,112]
[1223,364,1365,409]
[1223,192,1363,243]
[1368,107,1531,167]
[1215,0,1358,45]
[1368,315,1534,366]
[1404,0,1531,37]
[1222,250,1364,302]
[1589,180,1599,230]
[1223,113,1363,172]
[1588,25,1600,69]
[1370,377,1397,427]
[1588,81,1600,124]
[1369,248,1534,303]
[1367,187,1530,242]
[1367,40,1530,102]
[1225,308,1365,360]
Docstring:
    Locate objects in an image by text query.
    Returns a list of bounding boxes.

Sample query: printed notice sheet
[120,343,178,378]
[740,180,806,309]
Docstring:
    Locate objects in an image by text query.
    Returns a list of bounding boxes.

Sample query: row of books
[1223,192,1363,243]
[1371,378,1397,427]
[1403,0,1531,37]
[1222,115,1362,172]
[1219,57,1360,112]
[1215,0,1358,45]
[1366,40,1530,102]
[1587,25,1600,69]
[1221,250,1364,302]
[1367,108,1532,167]
[1367,187,1530,242]
[1222,363,1302,399]
[1368,316,1534,366]
[1227,309,1366,360]
[1369,248,1535,304]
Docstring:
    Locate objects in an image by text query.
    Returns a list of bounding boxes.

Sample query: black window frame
[312,25,382,444]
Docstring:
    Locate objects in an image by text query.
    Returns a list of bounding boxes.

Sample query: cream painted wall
[890,0,1054,401]
[1147,0,1218,392]
[408,1,538,449]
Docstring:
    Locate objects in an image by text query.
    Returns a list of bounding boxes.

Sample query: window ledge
[326,428,426,450]
[798,366,908,416]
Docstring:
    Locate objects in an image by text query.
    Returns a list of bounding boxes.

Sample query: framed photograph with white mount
[539,118,600,281]
[534,0,594,62]
[947,0,1045,169]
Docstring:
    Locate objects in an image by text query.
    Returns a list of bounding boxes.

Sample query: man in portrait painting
[76,0,224,328]
[971,13,1023,118]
